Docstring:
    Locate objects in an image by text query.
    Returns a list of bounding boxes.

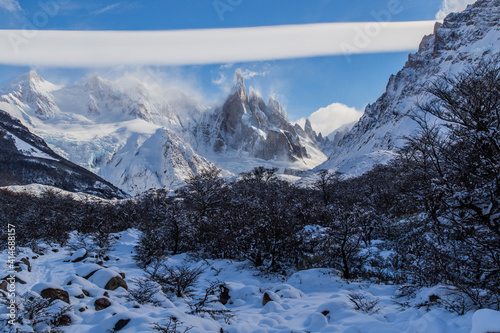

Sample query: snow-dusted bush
[153,264,205,298]
[127,278,163,306]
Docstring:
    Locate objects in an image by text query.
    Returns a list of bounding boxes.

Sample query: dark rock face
[40,288,70,304]
[209,70,318,162]
[0,109,127,199]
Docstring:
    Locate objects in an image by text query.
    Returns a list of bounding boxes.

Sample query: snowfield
[1,229,497,333]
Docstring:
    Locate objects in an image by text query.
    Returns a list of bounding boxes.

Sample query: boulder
[88,269,128,291]
[114,318,131,331]
[40,288,70,304]
[262,291,281,306]
[105,276,128,291]
[21,258,31,272]
[70,248,87,263]
[32,283,70,304]
[94,297,111,311]
[54,314,72,326]
[263,292,273,306]
[75,264,102,279]
[0,281,7,291]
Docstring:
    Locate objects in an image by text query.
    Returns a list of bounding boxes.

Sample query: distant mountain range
[0,0,498,197]
[0,68,327,195]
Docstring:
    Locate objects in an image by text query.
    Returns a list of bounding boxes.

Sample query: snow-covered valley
[2,229,497,333]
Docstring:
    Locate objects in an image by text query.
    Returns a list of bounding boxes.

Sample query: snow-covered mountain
[0,106,126,199]
[201,70,324,162]
[318,0,500,176]
[0,69,325,194]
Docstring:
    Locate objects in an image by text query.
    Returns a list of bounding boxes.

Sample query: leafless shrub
[347,290,380,314]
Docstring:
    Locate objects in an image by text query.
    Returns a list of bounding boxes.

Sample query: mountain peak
[304,118,316,139]
[27,70,44,83]
[6,70,50,89]
[231,69,247,100]
[267,96,289,121]
[248,86,262,101]
[82,73,109,90]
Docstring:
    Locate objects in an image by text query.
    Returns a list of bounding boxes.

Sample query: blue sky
[0,0,476,132]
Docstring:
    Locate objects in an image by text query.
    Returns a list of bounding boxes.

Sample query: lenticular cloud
[0,21,435,67]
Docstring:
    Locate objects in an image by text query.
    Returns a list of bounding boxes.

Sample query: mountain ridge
[317,0,500,176]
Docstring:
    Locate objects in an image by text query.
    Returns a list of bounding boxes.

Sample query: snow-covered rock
[471,309,500,333]
[70,249,87,263]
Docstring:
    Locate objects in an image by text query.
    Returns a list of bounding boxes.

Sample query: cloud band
[0,21,436,67]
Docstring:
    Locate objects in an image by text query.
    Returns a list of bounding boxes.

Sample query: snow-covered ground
[1,229,497,333]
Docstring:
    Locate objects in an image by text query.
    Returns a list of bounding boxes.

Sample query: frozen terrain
[1,229,498,333]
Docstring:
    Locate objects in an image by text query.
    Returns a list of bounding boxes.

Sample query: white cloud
[0,21,436,67]
[219,63,233,69]
[93,3,120,16]
[436,0,476,20]
[297,103,363,135]
[212,73,226,86]
[0,0,20,12]
[240,69,268,80]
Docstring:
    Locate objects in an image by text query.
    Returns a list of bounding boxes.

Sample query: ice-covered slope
[0,107,126,199]
[318,0,500,176]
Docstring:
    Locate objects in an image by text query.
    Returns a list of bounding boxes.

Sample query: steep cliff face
[210,70,319,162]
[318,0,500,175]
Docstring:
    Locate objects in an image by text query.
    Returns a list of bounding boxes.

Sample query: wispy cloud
[219,63,233,70]
[436,0,476,20]
[212,73,226,86]
[240,69,268,80]
[297,103,363,135]
[0,21,436,67]
[0,0,20,12]
[93,3,120,16]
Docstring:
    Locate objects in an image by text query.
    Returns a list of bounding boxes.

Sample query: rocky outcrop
[210,70,319,162]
